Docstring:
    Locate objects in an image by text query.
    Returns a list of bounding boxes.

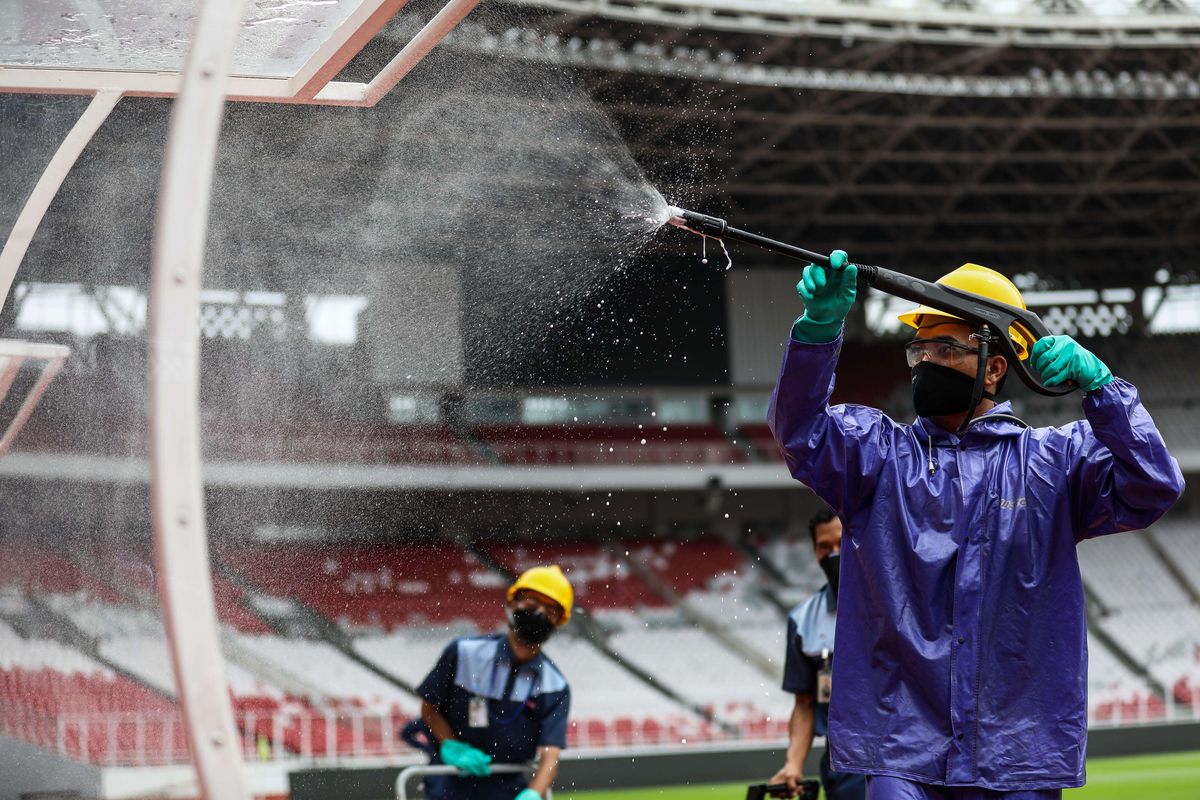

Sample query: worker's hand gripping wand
[667,206,1075,398]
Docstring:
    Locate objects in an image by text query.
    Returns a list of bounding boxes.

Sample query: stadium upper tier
[475,425,747,465]
[2,331,1192,486]
[501,0,1200,48]
[218,541,510,630]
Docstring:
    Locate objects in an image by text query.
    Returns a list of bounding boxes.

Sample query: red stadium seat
[585,718,608,748]
[485,541,667,611]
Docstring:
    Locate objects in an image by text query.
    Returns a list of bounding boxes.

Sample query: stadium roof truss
[2,2,484,797]
[475,0,1200,285]
[506,0,1200,48]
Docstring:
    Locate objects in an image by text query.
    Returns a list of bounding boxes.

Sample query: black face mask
[509,607,555,646]
[911,361,990,418]
[819,552,840,599]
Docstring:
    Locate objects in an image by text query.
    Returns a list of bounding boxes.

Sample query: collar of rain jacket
[915,400,1025,445]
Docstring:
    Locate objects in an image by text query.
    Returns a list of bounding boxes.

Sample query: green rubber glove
[441,739,493,776]
[515,790,543,800]
[1029,334,1113,393]
[791,249,857,344]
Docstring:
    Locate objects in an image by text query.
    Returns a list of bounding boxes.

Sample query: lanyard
[486,658,538,727]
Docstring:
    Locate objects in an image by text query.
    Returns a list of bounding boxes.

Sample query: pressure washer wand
[666,206,1075,398]
[668,207,831,265]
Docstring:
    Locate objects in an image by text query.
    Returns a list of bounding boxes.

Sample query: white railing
[1087,690,1200,729]
[491,441,742,466]
[1,700,1195,767]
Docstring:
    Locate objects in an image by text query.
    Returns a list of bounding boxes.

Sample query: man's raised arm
[768,251,893,515]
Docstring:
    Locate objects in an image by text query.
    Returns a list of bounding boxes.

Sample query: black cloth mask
[819,552,841,600]
[509,607,555,646]
[911,361,992,418]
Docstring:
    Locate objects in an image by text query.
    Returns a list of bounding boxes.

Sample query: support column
[0,90,121,310]
[148,1,250,798]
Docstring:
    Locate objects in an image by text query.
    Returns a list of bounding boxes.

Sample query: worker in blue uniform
[768,254,1184,799]
[415,566,573,800]
[771,508,866,800]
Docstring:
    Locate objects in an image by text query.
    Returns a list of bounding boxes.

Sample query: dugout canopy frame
[0,2,483,797]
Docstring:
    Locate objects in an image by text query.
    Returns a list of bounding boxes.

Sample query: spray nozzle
[667,206,728,238]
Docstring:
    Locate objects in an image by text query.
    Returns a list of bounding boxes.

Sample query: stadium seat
[220,541,507,629]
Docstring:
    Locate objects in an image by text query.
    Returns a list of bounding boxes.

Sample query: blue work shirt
[418,633,570,800]
[768,334,1184,791]
[783,584,838,737]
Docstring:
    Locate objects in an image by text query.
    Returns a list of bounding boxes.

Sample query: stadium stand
[235,635,417,714]
[633,537,746,596]
[738,423,782,462]
[84,542,273,634]
[1152,520,1200,596]
[0,541,124,604]
[0,618,189,765]
[755,533,828,595]
[1077,533,1192,612]
[1101,609,1200,711]
[352,627,711,748]
[1086,633,1163,724]
[484,540,667,611]
[1078,518,1200,716]
[1,518,1195,768]
[218,541,509,630]
[0,592,426,761]
[203,420,484,465]
[606,624,790,732]
[13,414,486,465]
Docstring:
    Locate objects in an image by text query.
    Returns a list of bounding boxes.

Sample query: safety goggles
[904,337,981,368]
[514,589,564,624]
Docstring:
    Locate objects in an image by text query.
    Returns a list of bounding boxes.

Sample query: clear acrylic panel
[0,0,373,78]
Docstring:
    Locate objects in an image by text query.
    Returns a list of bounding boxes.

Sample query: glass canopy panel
[0,0,373,78]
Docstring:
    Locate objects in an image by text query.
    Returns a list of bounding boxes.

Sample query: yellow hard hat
[897,263,1031,359]
[507,565,573,624]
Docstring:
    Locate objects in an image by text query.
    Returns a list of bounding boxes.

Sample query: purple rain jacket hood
[768,334,1184,791]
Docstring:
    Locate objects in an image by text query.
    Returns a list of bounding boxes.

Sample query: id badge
[817,648,833,704]
[469,696,489,728]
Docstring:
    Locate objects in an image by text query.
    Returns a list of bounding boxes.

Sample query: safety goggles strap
[956,324,993,436]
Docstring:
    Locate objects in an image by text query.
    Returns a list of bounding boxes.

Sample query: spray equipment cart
[396,764,551,800]
[1,1,490,797]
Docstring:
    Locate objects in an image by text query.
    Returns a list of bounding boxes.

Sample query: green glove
[791,249,858,344]
[1029,334,1113,393]
[515,790,542,800]
[440,739,493,776]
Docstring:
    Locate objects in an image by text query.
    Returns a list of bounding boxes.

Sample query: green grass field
[558,751,1200,800]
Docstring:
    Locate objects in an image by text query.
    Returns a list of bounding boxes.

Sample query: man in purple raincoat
[768,253,1184,800]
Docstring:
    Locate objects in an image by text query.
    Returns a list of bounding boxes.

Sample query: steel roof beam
[501,0,1200,47]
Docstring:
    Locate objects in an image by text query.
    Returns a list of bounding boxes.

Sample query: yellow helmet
[897,263,1031,359]
[507,565,574,624]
